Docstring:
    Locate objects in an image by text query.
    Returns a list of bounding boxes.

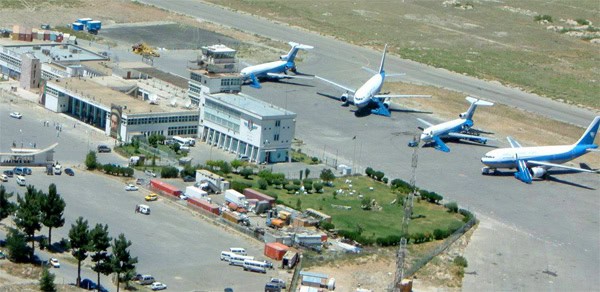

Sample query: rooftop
[209,92,296,118]
[53,76,194,115]
[0,41,108,63]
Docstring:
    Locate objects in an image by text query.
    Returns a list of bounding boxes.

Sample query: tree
[112,234,138,292]
[15,186,43,261]
[365,167,374,177]
[303,180,313,193]
[230,159,243,173]
[40,184,65,247]
[240,168,254,179]
[0,185,16,223]
[148,134,161,147]
[5,228,30,262]
[170,142,180,153]
[305,168,311,179]
[444,202,459,213]
[296,198,302,210]
[320,169,335,183]
[39,267,56,292]
[299,170,303,181]
[160,166,179,178]
[220,161,232,176]
[69,216,90,286]
[313,182,324,193]
[85,151,98,170]
[90,224,112,290]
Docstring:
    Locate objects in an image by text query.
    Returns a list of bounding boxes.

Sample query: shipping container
[270,218,285,228]
[150,179,182,197]
[188,198,220,215]
[264,242,289,260]
[43,31,50,41]
[86,20,102,31]
[222,210,241,224]
[243,188,275,206]
[72,23,84,31]
[224,189,248,207]
[77,18,92,25]
[282,250,299,269]
[228,202,239,211]
[49,32,57,41]
[56,34,63,42]
[184,186,208,200]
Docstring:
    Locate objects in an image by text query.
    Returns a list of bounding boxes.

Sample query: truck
[222,210,250,226]
[224,189,248,208]
[185,186,208,200]
[53,163,62,175]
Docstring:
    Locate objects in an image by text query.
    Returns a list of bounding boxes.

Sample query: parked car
[3,170,14,177]
[179,194,189,200]
[182,175,195,182]
[0,250,6,259]
[1,174,8,182]
[125,184,139,191]
[145,193,158,201]
[49,258,60,268]
[144,170,156,177]
[269,278,286,289]
[23,167,32,175]
[136,178,146,185]
[64,168,75,176]
[10,112,22,119]
[13,167,24,176]
[78,279,108,292]
[151,282,167,291]
[97,145,111,153]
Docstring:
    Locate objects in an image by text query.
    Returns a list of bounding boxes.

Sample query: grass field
[206,0,600,109]
[229,173,465,239]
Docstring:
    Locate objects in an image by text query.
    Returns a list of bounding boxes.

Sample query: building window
[275,120,280,127]
[274,134,279,141]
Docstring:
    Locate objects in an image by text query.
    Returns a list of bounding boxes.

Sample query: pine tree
[69,216,90,286]
[112,233,138,292]
[90,223,112,290]
[39,267,57,292]
[40,184,65,247]
[0,185,17,222]
[14,185,43,261]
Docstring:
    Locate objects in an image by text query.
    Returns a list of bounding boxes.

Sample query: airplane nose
[420,134,427,141]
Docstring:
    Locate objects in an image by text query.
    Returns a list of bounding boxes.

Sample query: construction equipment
[132,43,160,64]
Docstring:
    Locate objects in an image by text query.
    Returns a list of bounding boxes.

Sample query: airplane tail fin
[461,96,494,120]
[378,44,388,74]
[574,116,600,146]
[281,41,313,62]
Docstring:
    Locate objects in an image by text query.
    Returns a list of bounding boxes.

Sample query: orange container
[264,242,289,260]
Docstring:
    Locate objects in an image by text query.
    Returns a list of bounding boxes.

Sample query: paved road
[116,3,599,291]
[139,0,598,128]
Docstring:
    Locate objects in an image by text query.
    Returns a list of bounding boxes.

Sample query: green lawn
[229,173,465,239]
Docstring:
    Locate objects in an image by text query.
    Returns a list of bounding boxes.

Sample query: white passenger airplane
[315,44,430,117]
[417,96,494,152]
[481,116,600,183]
[240,42,314,88]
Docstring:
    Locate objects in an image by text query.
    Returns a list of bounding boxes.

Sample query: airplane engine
[383,98,391,109]
[340,93,349,103]
[531,167,547,178]
[459,112,467,119]
[280,55,288,61]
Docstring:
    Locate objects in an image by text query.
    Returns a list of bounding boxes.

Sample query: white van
[138,275,155,285]
[229,247,247,255]
[1,174,7,182]
[220,251,235,261]
[16,175,26,186]
[229,254,254,266]
[243,259,268,273]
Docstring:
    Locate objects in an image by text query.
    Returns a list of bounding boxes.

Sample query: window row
[168,125,198,136]
[128,115,199,125]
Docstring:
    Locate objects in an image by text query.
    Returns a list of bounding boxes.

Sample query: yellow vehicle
[145,193,158,201]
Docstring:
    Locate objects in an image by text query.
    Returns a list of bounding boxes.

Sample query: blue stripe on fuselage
[482,144,597,168]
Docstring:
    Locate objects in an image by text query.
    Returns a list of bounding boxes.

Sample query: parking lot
[1,97,291,291]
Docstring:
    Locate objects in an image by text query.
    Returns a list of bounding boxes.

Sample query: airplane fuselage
[481,144,595,169]
[421,119,467,142]
[241,60,288,80]
[354,73,384,108]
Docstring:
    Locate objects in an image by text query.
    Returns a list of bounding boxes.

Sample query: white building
[44,76,198,142]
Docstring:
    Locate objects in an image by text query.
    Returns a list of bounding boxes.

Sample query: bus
[172,136,195,147]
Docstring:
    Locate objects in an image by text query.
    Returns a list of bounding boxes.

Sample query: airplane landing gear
[481,167,496,175]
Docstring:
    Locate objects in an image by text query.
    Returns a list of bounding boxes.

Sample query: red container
[243,188,275,206]
[228,202,238,211]
[150,179,182,197]
[56,34,63,42]
[43,31,50,41]
[188,198,220,215]
[264,242,289,260]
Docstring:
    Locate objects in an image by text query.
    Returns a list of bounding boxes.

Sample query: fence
[403,211,478,278]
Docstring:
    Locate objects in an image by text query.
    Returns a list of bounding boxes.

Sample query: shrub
[365,167,374,177]
[459,208,475,222]
[575,18,590,25]
[292,179,301,186]
[433,228,449,240]
[231,180,252,193]
[374,171,385,181]
[313,182,324,193]
[376,235,401,246]
[390,179,412,193]
[311,157,319,164]
[85,151,98,170]
[320,221,335,231]
[421,190,443,204]
[382,177,388,184]
[161,166,179,178]
[240,168,254,179]
[454,256,468,268]
[534,14,553,23]
[445,202,459,213]
[258,178,268,190]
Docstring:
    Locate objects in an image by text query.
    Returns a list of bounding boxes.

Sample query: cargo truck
[185,186,208,200]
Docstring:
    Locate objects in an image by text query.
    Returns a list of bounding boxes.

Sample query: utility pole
[393,143,418,291]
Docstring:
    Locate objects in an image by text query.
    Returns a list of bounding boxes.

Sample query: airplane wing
[266,73,314,79]
[506,136,522,148]
[374,94,431,99]
[416,118,435,127]
[514,159,533,183]
[447,132,492,143]
[587,149,600,152]
[361,66,378,75]
[432,135,450,152]
[527,160,599,173]
[362,66,406,77]
[315,76,356,94]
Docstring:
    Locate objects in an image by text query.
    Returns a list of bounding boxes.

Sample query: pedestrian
[34,143,36,148]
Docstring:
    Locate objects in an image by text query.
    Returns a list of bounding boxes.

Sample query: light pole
[19,129,23,149]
